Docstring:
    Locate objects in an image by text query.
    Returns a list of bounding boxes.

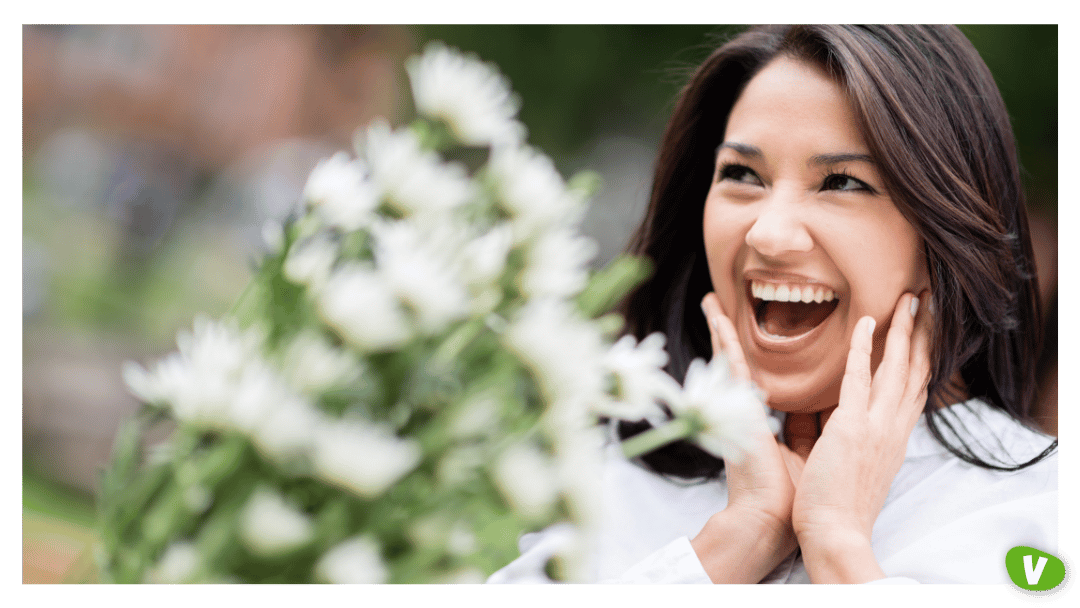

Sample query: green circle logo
[1006,546,1066,592]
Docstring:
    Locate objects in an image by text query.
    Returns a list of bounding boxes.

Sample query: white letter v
[1024,554,1048,585]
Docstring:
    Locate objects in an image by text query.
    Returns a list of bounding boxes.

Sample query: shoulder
[874,400,1057,582]
[905,398,1056,475]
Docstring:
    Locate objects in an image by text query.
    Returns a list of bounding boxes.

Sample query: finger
[700,293,723,362]
[701,293,752,381]
[777,442,806,486]
[900,290,933,426]
[819,406,835,430]
[837,315,875,412]
[715,314,752,382]
[868,292,919,409]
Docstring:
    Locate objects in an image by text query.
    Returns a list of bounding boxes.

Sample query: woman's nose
[744,193,813,258]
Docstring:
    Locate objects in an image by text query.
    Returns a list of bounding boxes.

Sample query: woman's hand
[691,293,804,583]
[792,290,932,583]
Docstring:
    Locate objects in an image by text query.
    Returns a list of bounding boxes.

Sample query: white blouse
[487,399,1058,584]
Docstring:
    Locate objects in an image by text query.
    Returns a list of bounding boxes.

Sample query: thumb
[700,292,751,382]
[700,293,723,362]
[777,442,806,486]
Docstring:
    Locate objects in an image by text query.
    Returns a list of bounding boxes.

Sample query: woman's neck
[780,372,968,456]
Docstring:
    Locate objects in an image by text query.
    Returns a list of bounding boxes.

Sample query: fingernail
[866,317,876,337]
[910,296,920,318]
[701,301,719,333]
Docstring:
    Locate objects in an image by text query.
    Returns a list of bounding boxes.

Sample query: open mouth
[749,280,839,339]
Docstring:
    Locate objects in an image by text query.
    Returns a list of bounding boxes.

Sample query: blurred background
[22,24,1057,583]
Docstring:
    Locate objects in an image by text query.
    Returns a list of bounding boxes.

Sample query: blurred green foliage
[24,465,97,528]
[959,25,1057,214]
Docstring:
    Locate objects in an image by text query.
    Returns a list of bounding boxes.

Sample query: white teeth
[751,280,837,303]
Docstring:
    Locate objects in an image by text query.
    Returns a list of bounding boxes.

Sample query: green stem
[431,318,485,369]
[228,276,261,324]
[620,418,693,460]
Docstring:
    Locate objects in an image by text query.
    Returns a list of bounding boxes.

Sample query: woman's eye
[718,164,763,186]
[822,173,871,192]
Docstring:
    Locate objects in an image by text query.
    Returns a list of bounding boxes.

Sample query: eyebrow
[716,142,763,158]
[808,152,876,167]
[716,142,876,167]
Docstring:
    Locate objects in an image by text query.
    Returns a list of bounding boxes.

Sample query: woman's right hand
[689,292,802,583]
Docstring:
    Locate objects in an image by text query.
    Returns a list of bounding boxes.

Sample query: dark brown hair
[618,25,1056,478]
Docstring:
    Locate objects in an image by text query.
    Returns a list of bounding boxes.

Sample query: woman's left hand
[791,290,932,583]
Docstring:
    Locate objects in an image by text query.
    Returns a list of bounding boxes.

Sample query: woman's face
[703,56,929,413]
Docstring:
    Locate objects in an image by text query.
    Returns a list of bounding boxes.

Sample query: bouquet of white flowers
[98,42,769,584]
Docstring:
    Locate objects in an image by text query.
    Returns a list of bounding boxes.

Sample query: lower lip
[744,286,839,354]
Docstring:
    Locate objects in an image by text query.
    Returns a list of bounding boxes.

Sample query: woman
[489,25,1057,584]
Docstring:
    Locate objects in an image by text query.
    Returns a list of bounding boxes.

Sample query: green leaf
[620,417,696,460]
[576,254,653,318]
[409,118,456,151]
[566,169,603,200]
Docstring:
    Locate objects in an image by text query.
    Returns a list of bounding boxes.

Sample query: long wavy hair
[618,25,1056,479]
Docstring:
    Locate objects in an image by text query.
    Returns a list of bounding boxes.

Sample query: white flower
[317,263,412,352]
[504,298,606,406]
[261,219,285,254]
[447,523,477,556]
[459,222,514,287]
[182,485,211,514]
[371,219,471,334]
[283,233,338,290]
[302,152,381,232]
[488,145,585,236]
[448,394,501,439]
[407,515,447,549]
[250,395,321,462]
[406,42,526,148]
[279,330,362,395]
[150,541,199,583]
[435,445,485,488]
[492,441,560,520]
[312,417,422,498]
[675,357,772,464]
[551,425,604,520]
[361,118,474,218]
[546,426,603,583]
[406,516,475,556]
[239,488,314,556]
[316,536,388,584]
[177,316,264,378]
[122,357,184,407]
[229,363,295,433]
[520,227,597,299]
[122,317,267,428]
[598,333,681,421]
